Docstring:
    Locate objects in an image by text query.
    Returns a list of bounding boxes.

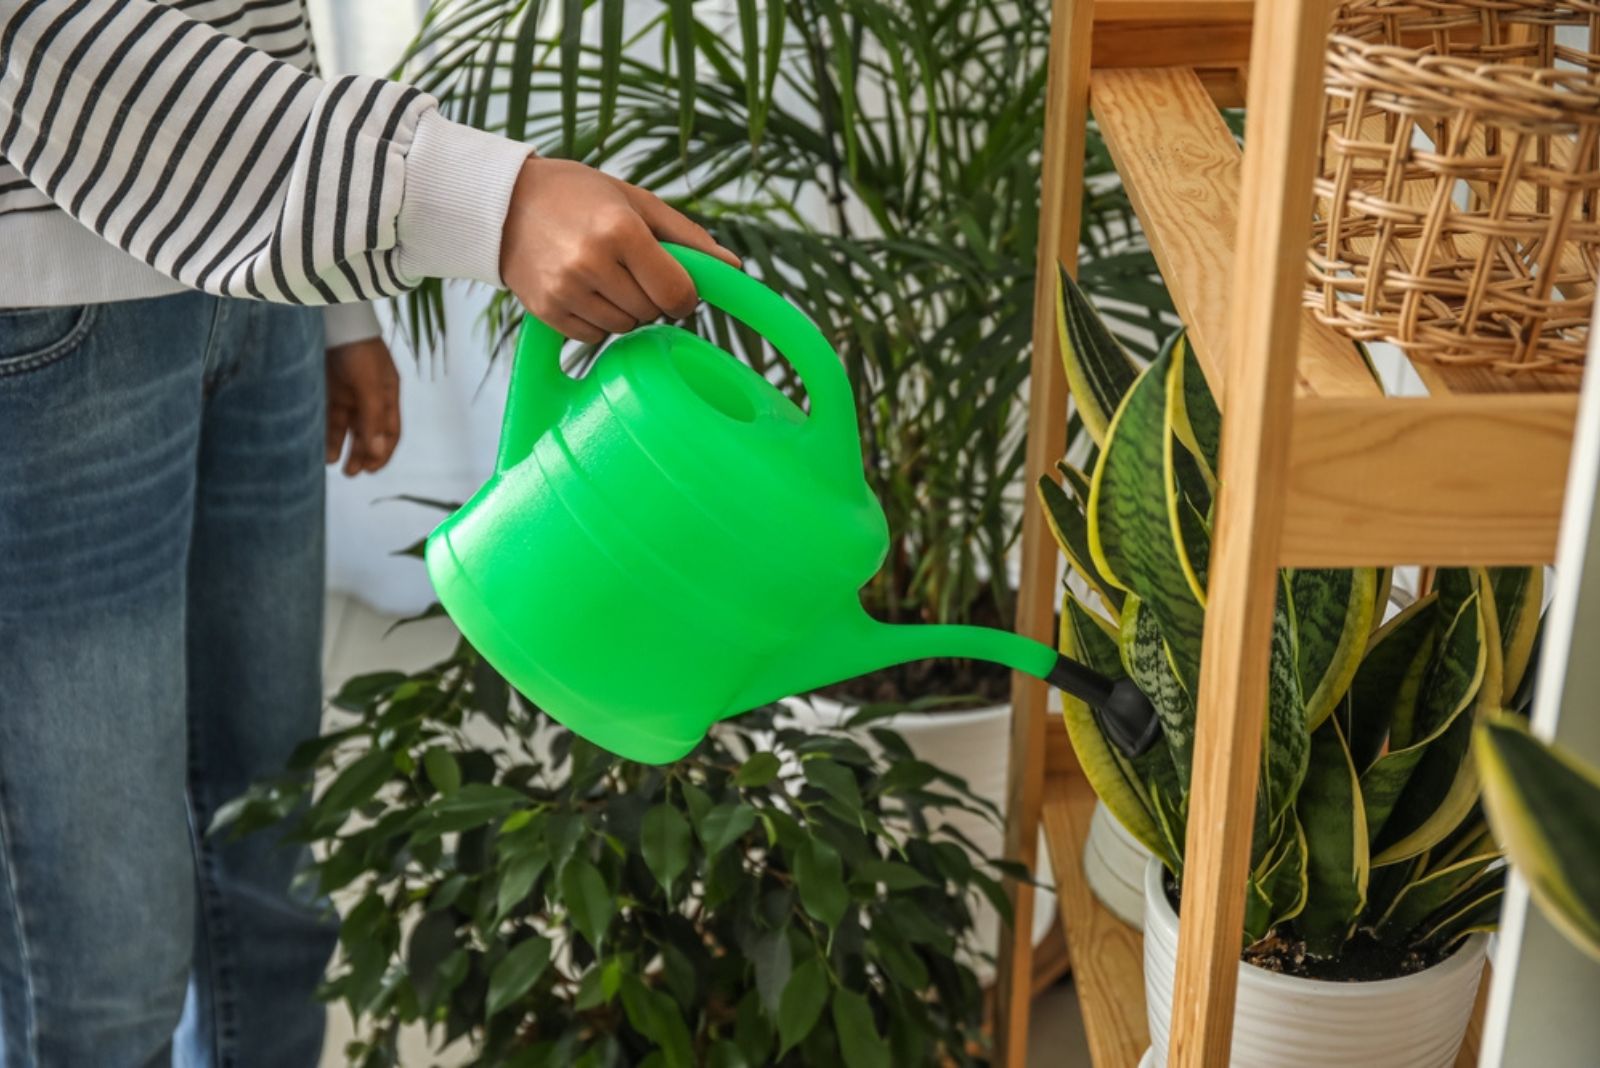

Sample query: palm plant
[397,0,1173,704]
[1042,267,1541,972]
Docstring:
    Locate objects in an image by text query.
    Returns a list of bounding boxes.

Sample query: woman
[0,2,737,1064]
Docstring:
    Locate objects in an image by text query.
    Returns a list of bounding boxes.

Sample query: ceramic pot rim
[1142,857,1488,995]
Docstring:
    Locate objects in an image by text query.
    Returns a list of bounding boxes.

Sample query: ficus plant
[1476,715,1600,962]
[395,0,1174,702]
[1040,266,1543,974]
[216,592,1014,1067]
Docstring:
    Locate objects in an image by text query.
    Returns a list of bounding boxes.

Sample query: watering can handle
[496,243,860,479]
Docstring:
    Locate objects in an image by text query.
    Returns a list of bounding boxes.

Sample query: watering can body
[428,246,1149,764]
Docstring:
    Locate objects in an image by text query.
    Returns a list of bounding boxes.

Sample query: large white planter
[780,696,1056,981]
[1139,858,1487,1068]
[1083,799,1153,929]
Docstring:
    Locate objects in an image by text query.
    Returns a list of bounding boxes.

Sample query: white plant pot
[780,696,1057,982]
[1138,858,1487,1068]
[1083,799,1152,930]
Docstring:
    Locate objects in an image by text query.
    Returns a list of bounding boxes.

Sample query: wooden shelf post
[1167,3,1332,1064]
[994,0,1095,1063]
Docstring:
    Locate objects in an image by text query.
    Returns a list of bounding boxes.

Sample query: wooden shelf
[1088,63,1582,567]
[1042,774,1149,1068]
[999,3,1573,1065]
[1091,65,1379,404]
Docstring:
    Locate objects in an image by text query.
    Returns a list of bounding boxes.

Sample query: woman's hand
[326,338,401,475]
[499,158,740,344]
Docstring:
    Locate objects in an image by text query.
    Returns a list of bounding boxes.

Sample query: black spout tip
[1044,654,1161,759]
[1096,677,1162,759]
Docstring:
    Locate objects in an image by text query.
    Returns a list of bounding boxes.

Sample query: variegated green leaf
[1245,816,1308,945]
[1056,262,1139,447]
[1343,593,1438,775]
[1168,441,1212,605]
[1149,780,1187,880]
[1088,346,1205,691]
[1488,568,1543,704]
[1374,849,1501,942]
[1291,568,1379,732]
[1119,595,1195,793]
[1361,577,1486,851]
[1260,577,1310,834]
[1038,474,1123,619]
[1415,877,1505,951]
[1365,854,1427,925]
[1297,716,1369,956]
[1373,571,1501,864]
[1477,715,1600,961]
[1058,592,1173,869]
[1164,330,1219,487]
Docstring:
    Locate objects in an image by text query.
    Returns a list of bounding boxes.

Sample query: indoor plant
[217,604,1011,1067]
[1477,715,1600,961]
[395,0,1172,958]
[1042,268,1543,1067]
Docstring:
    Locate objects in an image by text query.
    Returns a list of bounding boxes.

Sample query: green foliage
[1477,715,1600,962]
[398,0,1173,657]
[1044,267,1546,965]
[218,630,1007,1066]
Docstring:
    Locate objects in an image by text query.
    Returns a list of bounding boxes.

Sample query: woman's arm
[0,0,529,303]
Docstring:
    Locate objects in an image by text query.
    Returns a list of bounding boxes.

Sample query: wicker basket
[1307,2,1600,376]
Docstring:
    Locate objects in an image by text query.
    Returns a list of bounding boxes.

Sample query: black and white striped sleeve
[0,0,531,303]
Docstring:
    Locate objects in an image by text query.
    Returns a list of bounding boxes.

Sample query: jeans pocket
[0,304,98,378]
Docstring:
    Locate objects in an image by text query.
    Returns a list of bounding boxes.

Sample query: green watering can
[426,244,1156,764]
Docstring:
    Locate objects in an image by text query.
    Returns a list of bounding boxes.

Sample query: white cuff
[322,302,383,348]
[395,110,531,289]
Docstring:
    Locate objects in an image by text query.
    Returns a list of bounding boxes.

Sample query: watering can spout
[729,608,1161,759]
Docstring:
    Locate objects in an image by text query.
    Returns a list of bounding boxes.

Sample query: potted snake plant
[1043,268,1542,1068]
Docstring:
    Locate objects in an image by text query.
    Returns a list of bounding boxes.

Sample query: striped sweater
[0,0,531,343]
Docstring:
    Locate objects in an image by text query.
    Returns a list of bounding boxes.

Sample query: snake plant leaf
[1365,854,1428,925]
[1164,330,1220,488]
[1291,568,1380,732]
[1476,715,1600,961]
[1297,716,1370,956]
[1149,778,1187,879]
[1058,592,1173,869]
[1373,571,1502,864]
[1167,441,1213,604]
[1088,346,1206,691]
[1488,568,1543,704]
[1415,876,1505,951]
[1245,816,1308,945]
[1374,849,1501,943]
[1360,579,1485,849]
[1038,474,1124,619]
[1056,263,1140,448]
[1120,596,1195,793]
[1343,593,1438,775]
[1260,576,1311,834]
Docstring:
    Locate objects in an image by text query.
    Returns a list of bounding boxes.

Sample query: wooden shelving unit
[994,2,1585,1066]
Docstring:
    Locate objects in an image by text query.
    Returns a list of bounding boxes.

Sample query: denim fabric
[0,292,337,1067]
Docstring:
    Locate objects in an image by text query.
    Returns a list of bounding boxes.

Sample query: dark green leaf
[641,803,692,896]
[487,936,552,1017]
[777,957,829,1055]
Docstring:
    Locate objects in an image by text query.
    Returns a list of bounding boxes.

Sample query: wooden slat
[1456,963,1492,1068]
[1281,394,1578,566]
[1168,3,1331,1065]
[1042,774,1148,1068]
[1091,67,1380,403]
[994,0,1094,1061]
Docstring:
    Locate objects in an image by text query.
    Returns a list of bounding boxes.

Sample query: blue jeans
[0,292,337,1067]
